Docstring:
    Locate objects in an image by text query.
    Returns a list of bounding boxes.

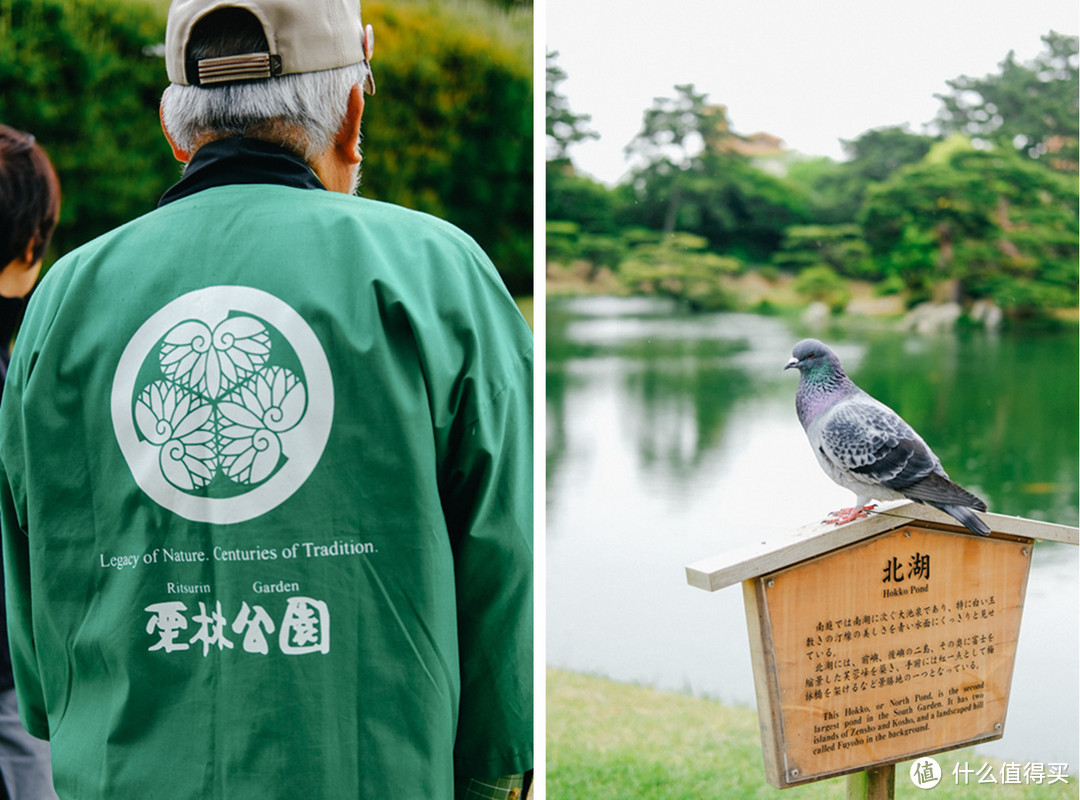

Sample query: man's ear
[160,102,190,163]
[335,84,365,165]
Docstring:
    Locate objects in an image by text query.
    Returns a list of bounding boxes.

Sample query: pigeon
[785,338,990,536]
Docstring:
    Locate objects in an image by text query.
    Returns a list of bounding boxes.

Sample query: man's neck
[158,137,325,207]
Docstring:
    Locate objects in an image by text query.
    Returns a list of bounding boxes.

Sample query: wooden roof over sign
[685,499,1078,593]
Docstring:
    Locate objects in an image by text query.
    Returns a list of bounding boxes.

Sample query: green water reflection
[547,297,1078,525]
[546,296,1078,764]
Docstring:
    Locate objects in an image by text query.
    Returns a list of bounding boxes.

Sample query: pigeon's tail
[938,503,991,536]
[901,472,991,536]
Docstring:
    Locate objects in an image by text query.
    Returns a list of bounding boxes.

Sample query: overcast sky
[546,0,1079,185]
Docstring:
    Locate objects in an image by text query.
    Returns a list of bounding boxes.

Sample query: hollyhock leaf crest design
[219,427,283,486]
[133,312,308,492]
[112,287,333,524]
[159,317,270,399]
[134,381,217,490]
[217,367,306,485]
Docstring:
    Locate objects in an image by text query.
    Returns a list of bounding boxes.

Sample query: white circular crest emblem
[111,286,333,524]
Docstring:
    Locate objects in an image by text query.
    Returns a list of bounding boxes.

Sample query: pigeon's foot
[825,505,877,525]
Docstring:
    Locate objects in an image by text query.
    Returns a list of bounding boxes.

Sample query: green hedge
[0,0,176,261]
[0,0,532,294]
[362,0,532,294]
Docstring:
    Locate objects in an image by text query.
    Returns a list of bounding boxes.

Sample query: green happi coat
[0,138,533,799]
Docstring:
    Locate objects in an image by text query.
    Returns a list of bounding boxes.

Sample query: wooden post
[846,765,894,800]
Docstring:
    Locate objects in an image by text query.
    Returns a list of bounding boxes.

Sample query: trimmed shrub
[1,0,533,293]
[794,264,851,313]
[361,0,533,294]
[0,0,175,261]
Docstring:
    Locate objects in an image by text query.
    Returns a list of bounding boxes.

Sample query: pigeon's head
[784,338,840,377]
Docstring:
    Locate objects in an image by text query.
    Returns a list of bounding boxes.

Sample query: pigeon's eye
[807,352,816,358]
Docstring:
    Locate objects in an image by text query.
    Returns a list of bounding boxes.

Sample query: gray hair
[160,61,368,163]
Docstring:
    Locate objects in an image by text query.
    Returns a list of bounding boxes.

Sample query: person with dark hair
[0,2,532,799]
[0,126,59,288]
[0,124,60,799]
[0,124,60,376]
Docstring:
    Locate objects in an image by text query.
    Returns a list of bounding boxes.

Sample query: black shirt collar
[158,137,325,207]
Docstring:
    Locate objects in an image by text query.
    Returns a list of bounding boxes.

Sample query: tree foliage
[793,265,851,313]
[546,51,598,164]
[544,50,615,258]
[861,135,1078,314]
[546,169,619,236]
[360,1,533,293]
[621,84,804,259]
[546,34,1078,322]
[1,0,533,293]
[619,232,742,311]
[935,31,1079,172]
[0,0,175,261]
[842,126,940,182]
[624,83,729,173]
[785,127,939,224]
[771,224,874,279]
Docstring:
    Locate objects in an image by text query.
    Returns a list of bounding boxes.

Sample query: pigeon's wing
[820,394,988,515]
[902,471,988,510]
[818,395,940,490]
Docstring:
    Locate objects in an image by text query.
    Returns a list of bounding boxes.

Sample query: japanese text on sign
[751,526,1031,786]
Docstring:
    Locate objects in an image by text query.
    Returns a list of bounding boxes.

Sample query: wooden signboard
[743,524,1032,787]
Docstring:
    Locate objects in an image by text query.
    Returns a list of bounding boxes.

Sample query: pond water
[546,295,1079,767]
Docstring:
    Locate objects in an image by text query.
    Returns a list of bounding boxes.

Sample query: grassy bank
[547,669,1076,799]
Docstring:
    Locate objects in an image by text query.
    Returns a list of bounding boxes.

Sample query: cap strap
[191,52,283,86]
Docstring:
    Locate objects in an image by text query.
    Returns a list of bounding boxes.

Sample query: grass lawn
[547,669,1076,799]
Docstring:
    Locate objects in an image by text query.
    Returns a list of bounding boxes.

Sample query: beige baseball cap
[165,0,375,93]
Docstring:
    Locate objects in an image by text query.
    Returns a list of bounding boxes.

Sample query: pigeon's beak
[784,357,798,370]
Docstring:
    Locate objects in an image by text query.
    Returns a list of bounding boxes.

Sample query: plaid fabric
[457,773,525,800]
